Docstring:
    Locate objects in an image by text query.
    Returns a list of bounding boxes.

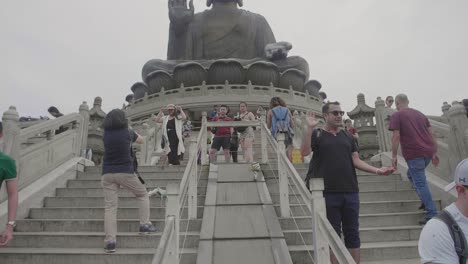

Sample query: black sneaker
[418,203,426,210]
[139,223,158,234]
[104,241,116,253]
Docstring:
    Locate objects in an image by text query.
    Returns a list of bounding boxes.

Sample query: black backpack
[434,209,468,264]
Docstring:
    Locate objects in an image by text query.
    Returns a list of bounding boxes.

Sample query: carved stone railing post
[1,106,21,165]
[277,133,290,217]
[261,113,268,164]
[165,183,179,263]
[374,97,392,152]
[188,136,198,219]
[201,112,208,165]
[442,102,451,120]
[447,102,468,171]
[78,102,90,157]
[310,178,330,264]
[140,123,150,165]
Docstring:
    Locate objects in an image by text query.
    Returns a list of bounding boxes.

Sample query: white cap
[444,158,468,192]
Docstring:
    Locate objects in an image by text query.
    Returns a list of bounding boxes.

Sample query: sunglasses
[387,100,394,103]
[328,111,345,116]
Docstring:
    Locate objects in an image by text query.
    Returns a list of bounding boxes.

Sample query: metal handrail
[153,216,176,264]
[260,121,356,264]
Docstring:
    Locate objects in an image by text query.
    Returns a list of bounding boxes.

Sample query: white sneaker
[148,187,167,198]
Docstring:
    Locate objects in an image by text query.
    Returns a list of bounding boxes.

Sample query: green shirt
[0,152,17,188]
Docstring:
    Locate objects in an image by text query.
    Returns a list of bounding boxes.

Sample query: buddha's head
[207,0,243,7]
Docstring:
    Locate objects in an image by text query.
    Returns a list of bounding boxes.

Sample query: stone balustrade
[1,103,90,202]
[125,81,322,121]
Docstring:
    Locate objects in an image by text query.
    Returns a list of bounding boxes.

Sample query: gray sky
[1,0,467,118]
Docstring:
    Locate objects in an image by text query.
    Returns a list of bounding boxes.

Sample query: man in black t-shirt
[301,101,394,264]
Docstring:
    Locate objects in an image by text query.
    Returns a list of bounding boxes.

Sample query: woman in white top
[238,102,256,163]
[154,104,186,165]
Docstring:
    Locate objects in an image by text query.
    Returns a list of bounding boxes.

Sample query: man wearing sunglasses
[302,101,394,264]
[419,158,468,264]
[389,94,439,225]
[385,96,394,109]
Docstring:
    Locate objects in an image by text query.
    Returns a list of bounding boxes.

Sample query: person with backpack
[267,97,294,158]
[419,158,468,264]
[301,101,394,264]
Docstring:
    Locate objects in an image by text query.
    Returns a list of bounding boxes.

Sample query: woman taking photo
[101,109,157,253]
[154,104,187,165]
[237,102,256,163]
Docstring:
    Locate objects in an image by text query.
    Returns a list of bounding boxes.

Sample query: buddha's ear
[207,0,212,7]
[238,0,243,7]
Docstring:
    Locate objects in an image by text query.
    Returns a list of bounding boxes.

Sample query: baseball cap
[444,158,468,192]
[166,104,175,110]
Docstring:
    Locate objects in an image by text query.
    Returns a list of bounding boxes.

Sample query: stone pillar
[165,183,180,263]
[277,133,290,217]
[442,102,451,120]
[140,123,150,165]
[188,136,198,219]
[78,102,90,157]
[374,97,392,152]
[2,106,21,165]
[310,178,330,264]
[447,102,468,172]
[201,112,208,165]
[261,112,268,164]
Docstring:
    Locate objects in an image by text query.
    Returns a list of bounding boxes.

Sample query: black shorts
[211,136,230,151]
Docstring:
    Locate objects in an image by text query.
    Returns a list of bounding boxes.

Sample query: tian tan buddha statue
[142,0,310,82]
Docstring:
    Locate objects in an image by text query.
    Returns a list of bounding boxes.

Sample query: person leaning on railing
[101,109,157,253]
[301,101,394,264]
[0,121,18,247]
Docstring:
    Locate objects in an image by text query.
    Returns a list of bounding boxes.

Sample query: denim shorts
[324,192,360,249]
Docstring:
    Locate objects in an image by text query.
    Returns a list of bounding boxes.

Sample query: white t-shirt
[419,203,468,264]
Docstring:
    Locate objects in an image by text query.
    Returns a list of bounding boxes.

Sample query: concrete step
[28,207,204,220]
[8,232,199,248]
[273,199,439,215]
[288,240,418,262]
[44,196,207,208]
[360,200,441,214]
[261,169,402,181]
[280,212,425,229]
[0,248,196,264]
[55,186,207,197]
[267,186,419,201]
[266,180,413,193]
[76,171,209,180]
[67,179,208,188]
[282,225,422,244]
[85,165,203,173]
[15,219,202,233]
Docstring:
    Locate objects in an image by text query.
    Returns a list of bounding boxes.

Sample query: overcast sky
[1,0,467,118]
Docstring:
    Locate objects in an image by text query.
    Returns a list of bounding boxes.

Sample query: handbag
[129,129,145,185]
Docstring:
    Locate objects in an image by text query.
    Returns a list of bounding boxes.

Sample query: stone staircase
[262,162,442,264]
[0,165,208,264]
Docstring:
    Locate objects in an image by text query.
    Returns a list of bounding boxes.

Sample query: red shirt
[347,127,357,135]
[389,108,436,161]
[212,116,232,137]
